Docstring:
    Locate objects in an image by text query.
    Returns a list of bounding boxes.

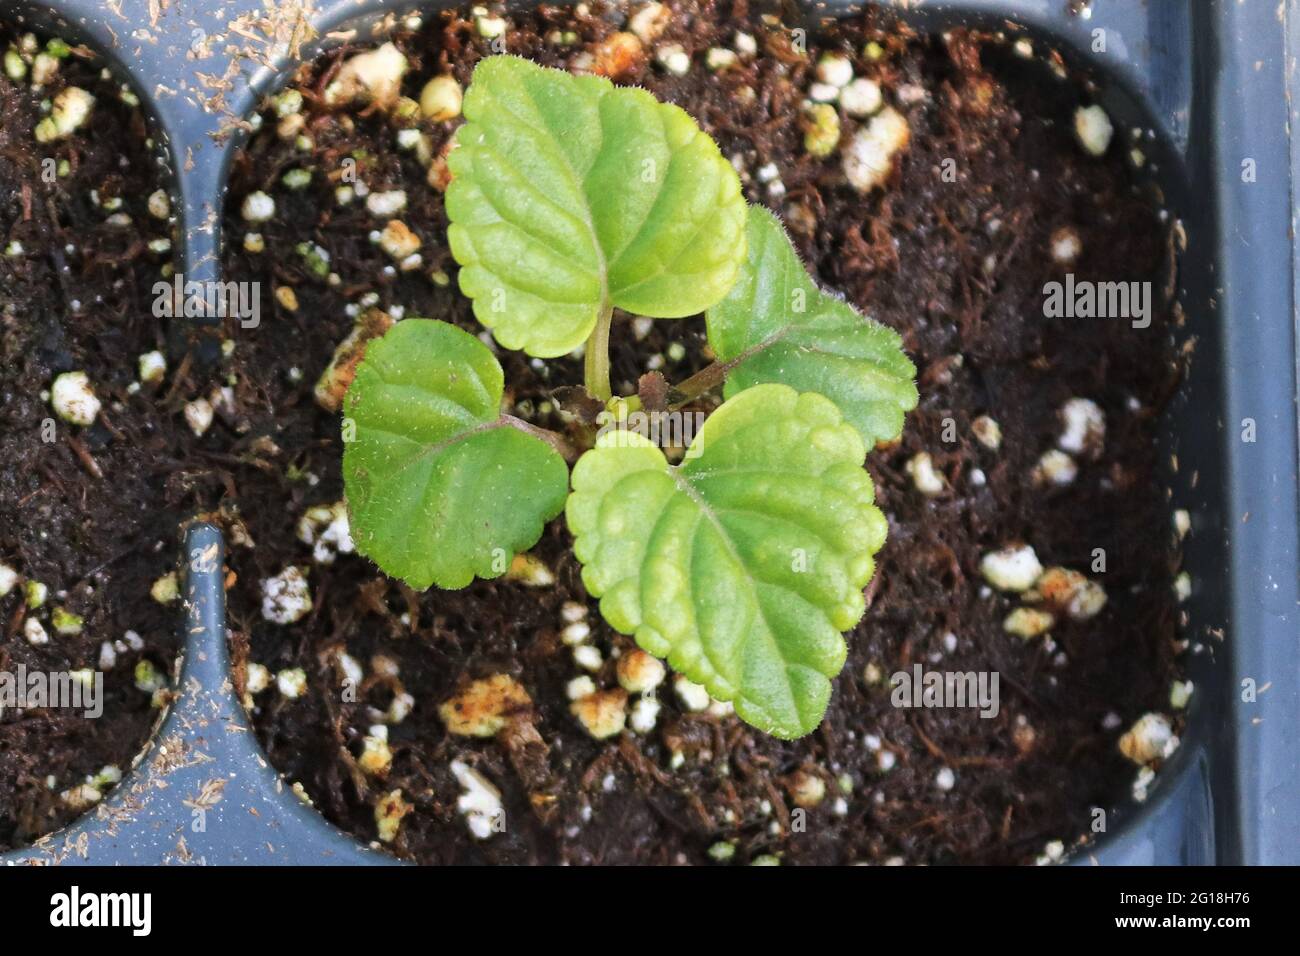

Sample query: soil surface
[0,28,180,849]
[211,1,1186,864]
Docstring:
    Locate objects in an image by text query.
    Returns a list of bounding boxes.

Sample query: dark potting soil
[0,28,181,849]
[209,1,1186,864]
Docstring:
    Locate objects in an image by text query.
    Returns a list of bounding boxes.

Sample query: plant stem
[500,415,580,463]
[584,303,614,403]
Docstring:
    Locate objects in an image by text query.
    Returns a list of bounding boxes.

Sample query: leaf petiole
[666,329,789,409]
[667,354,742,410]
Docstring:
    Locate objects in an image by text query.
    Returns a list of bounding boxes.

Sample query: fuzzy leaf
[343,319,569,590]
[567,383,887,738]
[706,205,919,445]
[446,55,747,357]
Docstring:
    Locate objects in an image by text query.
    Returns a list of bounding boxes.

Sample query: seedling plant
[343,56,918,738]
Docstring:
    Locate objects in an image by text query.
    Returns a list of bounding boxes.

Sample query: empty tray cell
[0,18,181,850]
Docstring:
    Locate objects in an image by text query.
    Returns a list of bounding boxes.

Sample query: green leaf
[706,205,919,445]
[446,55,747,357]
[343,319,569,590]
[567,383,887,738]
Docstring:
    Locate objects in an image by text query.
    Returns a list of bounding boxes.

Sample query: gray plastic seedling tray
[2,0,1296,866]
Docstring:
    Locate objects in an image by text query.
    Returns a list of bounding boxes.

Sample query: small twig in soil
[909,715,1012,769]
[193,448,278,474]
[617,735,673,787]
[36,462,70,503]
[64,435,104,479]
[163,352,194,404]
[863,568,884,610]
[95,409,127,443]
[909,717,950,762]
[17,485,49,507]
[72,546,136,592]
[5,600,26,642]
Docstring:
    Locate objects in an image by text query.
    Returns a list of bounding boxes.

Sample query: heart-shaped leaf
[343,319,569,590]
[567,383,887,738]
[446,55,747,357]
[706,205,918,445]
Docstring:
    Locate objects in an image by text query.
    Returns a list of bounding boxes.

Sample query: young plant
[342,55,918,738]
